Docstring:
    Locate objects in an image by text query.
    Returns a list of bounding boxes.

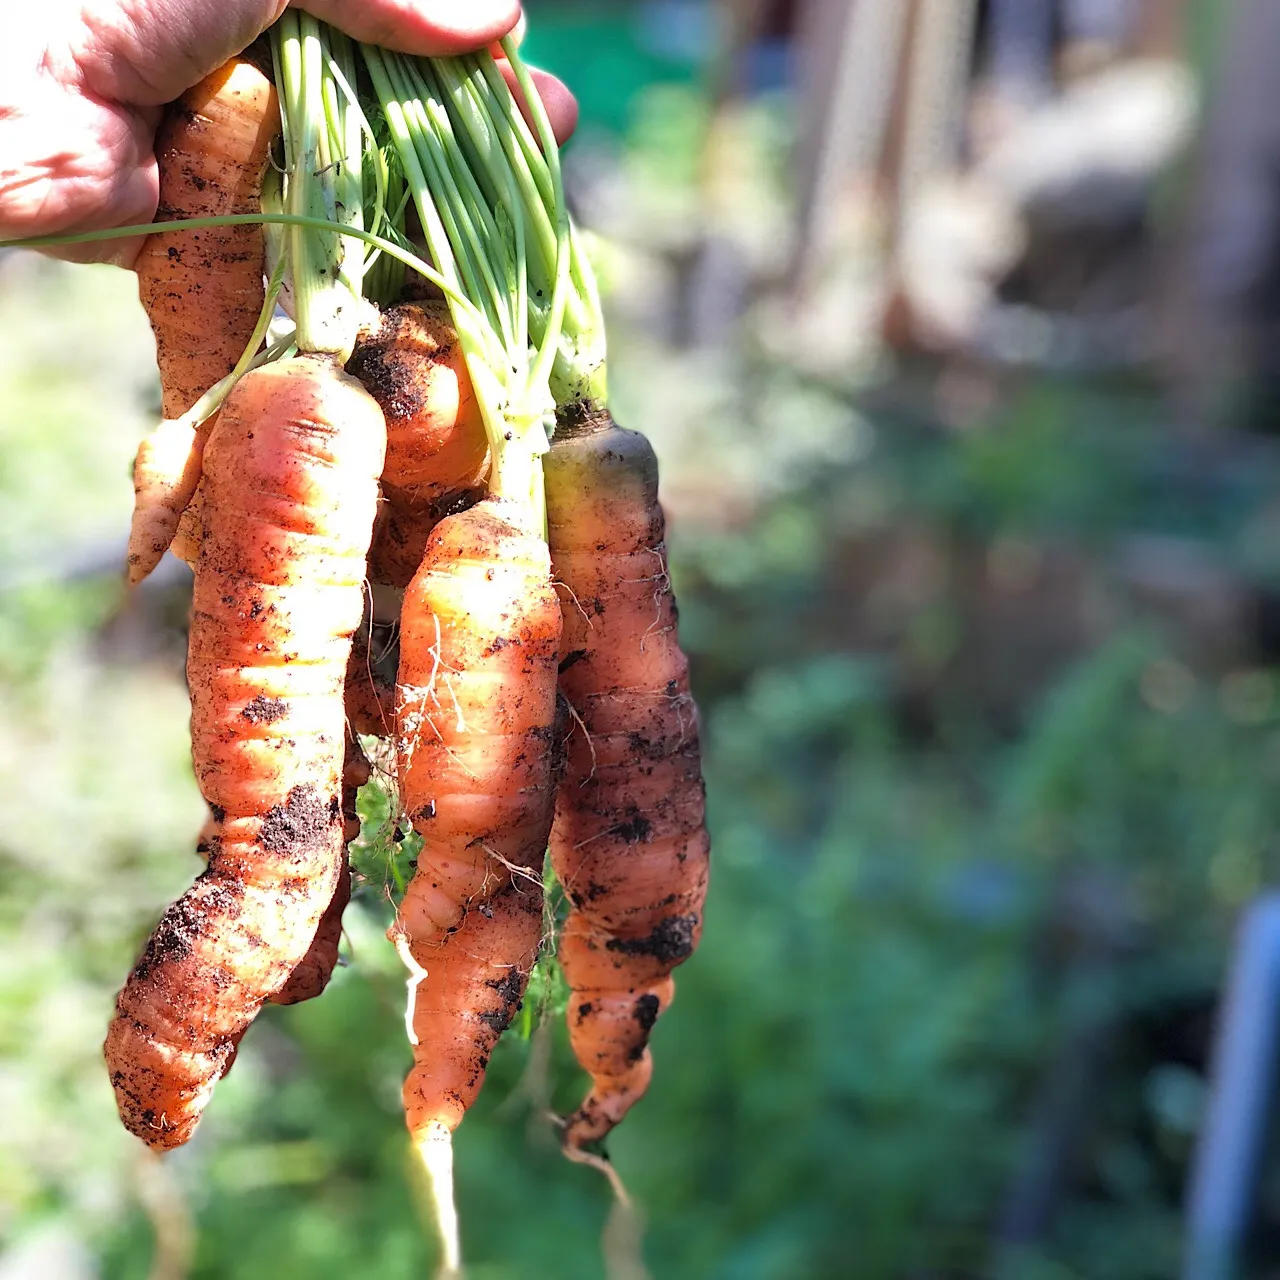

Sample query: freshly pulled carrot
[347,302,489,504]
[127,418,210,585]
[128,58,280,585]
[393,498,562,1258]
[544,409,710,1149]
[401,879,542,1171]
[394,498,562,948]
[104,355,386,1149]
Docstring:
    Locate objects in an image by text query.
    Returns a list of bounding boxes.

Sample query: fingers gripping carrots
[545,409,711,1149]
[104,356,386,1149]
[128,59,280,585]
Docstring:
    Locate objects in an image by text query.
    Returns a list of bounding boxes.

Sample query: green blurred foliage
[5,12,1280,1274]
[4,252,1280,1279]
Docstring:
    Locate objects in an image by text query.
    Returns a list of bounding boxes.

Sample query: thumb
[78,0,521,107]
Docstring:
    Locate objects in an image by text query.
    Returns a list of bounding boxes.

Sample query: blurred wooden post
[898,0,979,221]
[789,0,913,294]
[1169,0,1280,433]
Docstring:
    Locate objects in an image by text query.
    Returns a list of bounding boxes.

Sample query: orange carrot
[271,734,368,1006]
[127,58,280,585]
[401,879,543,1145]
[104,355,386,1149]
[393,498,562,1147]
[346,302,489,505]
[544,410,710,1148]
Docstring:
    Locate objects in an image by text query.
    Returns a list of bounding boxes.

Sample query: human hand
[0,1,578,266]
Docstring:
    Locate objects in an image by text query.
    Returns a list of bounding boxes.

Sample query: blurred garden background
[9,0,1280,1276]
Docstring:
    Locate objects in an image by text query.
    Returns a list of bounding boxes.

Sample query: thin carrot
[392,498,562,1268]
[127,58,280,585]
[394,499,562,947]
[402,879,543,1233]
[104,354,386,1149]
[545,408,710,1149]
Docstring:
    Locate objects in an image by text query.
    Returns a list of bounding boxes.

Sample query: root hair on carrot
[412,1122,463,1280]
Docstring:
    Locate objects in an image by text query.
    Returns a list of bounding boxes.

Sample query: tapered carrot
[127,58,280,585]
[394,499,562,948]
[544,409,710,1149]
[401,880,543,1230]
[104,355,386,1149]
[191,733,361,1009]
[392,498,562,1264]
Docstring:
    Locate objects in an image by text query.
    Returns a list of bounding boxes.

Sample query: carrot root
[414,1121,462,1280]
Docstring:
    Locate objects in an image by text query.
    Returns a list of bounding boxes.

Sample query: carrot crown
[362,42,577,522]
[271,15,378,360]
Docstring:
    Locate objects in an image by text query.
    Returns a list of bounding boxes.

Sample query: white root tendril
[415,1123,462,1280]
[392,928,429,1048]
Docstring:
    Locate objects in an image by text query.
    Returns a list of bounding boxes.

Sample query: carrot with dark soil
[394,499,562,946]
[545,408,710,1149]
[347,301,489,505]
[128,58,280,584]
[104,355,386,1149]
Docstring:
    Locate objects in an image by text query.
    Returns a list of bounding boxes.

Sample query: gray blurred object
[1175,0,1280,433]
[1183,895,1280,1280]
[790,0,910,293]
[986,0,1055,108]
[1061,0,1135,47]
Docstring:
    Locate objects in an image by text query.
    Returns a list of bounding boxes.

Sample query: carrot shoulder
[128,58,279,585]
[346,301,489,504]
[545,410,711,1148]
[104,356,386,1149]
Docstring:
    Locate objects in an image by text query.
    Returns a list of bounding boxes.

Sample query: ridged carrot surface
[346,302,489,504]
[104,355,386,1150]
[271,734,368,1006]
[395,499,562,940]
[393,498,562,1141]
[544,410,710,1148]
[128,58,279,584]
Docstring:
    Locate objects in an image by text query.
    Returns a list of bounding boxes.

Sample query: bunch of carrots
[5,13,709,1273]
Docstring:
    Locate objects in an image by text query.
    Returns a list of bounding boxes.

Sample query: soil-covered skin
[543,411,711,1149]
[137,60,279,422]
[104,358,385,1151]
[393,498,563,948]
[392,498,565,1141]
[401,881,544,1134]
[346,302,489,502]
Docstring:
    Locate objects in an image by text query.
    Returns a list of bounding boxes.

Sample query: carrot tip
[413,1122,461,1279]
